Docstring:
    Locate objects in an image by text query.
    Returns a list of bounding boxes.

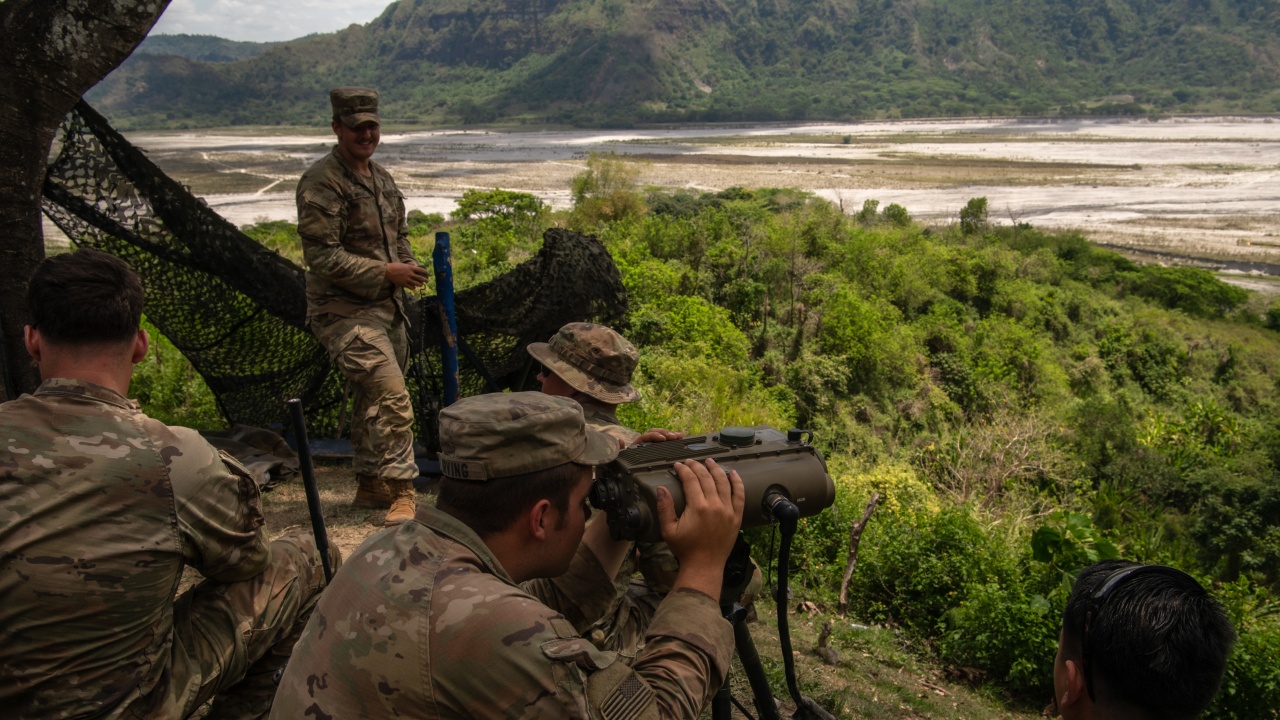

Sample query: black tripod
[713,495,835,720]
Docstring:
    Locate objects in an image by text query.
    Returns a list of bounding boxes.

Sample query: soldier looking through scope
[270,391,744,719]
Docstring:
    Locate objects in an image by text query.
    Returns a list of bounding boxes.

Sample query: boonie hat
[438,392,618,481]
[527,323,640,404]
[330,87,380,128]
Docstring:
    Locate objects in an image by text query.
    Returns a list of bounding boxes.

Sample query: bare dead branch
[838,492,880,616]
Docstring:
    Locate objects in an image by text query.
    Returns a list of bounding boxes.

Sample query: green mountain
[91,0,1280,128]
[135,34,278,63]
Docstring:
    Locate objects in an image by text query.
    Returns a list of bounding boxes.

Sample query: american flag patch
[600,674,655,720]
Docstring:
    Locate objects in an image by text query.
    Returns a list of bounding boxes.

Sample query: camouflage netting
[41,100,627,450]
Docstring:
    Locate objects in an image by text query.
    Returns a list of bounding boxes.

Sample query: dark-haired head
[27,249,144,346]
[1056,559,1235,720]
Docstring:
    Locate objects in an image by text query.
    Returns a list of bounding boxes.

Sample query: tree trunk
[0,0,172,401]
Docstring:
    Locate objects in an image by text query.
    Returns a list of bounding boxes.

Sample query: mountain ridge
[92,0,1280,128]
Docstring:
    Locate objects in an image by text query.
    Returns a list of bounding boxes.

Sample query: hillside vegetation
[136,156,1280,716]
[95,0,1280,128]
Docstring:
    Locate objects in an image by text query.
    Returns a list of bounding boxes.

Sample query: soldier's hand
[657,458,744,598]
[629,428,683,448]
[386,262,430,289]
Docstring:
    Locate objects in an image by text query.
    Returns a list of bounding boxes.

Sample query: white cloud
[151,0,393,42]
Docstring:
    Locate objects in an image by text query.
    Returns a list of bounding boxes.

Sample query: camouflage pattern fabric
[269,505,733,719]
[0,378,336,719]
[296,149,416,322]
[309,312,416,481]
[297,149,419,482]
[528,323,641,404]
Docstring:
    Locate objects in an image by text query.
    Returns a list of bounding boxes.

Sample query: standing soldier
[296,87,427,526]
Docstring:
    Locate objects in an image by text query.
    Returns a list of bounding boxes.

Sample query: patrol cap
[438,392,618,481]
[527,323,640,404]
[330,87,380,128]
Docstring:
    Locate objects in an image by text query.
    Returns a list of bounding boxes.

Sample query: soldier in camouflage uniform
[527,323,681,657]
[0,249,339,720]
[270,392,744,719]
[297,87,426,526]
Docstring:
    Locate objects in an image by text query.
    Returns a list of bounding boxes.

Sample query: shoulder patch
[541,636,616,671]
[302,187,342,215]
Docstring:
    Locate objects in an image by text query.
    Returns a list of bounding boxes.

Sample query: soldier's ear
[23,325,42,363]
[130,328,149,364]
[528,498,552,541]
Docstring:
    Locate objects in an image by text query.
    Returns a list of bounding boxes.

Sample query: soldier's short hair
[437,462,589,537]
[1060,560,1234,718]
[27,249,143,345]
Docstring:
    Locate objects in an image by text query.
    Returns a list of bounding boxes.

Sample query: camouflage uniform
[297,89,418,485]
[270,393,734,720]
[0,378,338,720]
[529,325,681,658]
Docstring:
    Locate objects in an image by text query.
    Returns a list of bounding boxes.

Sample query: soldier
[296,86,427,526]
[527,322,682,657]
[527,321,643,448]
[0,249,339,719]
[270,392,744,719]
[1053,560,1234,720]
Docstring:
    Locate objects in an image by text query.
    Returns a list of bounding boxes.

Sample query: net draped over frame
[41,101,628,449]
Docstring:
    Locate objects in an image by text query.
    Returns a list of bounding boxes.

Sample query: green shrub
[130,318,223,429]
[844,506,1021,633]
[939,581,1059,695]
[1208,576,1280,719]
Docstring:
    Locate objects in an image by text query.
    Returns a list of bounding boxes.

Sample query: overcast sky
[151,0,394,43]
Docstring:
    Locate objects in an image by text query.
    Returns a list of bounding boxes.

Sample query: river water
[46,116,1280,276]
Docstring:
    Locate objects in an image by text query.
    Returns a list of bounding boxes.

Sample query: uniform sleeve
[297,175,391,299]
[388,177,416,265]
[522,542,620,633]
[160,424,271,581]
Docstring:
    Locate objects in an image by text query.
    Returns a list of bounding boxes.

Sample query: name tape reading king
[590,426,836,542]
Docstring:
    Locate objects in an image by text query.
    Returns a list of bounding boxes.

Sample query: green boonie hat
[527,323,640,404]
[437,392,618,481]
[330,87,380,128]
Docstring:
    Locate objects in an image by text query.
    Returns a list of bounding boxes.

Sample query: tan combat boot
[352,474,391,509]
[383,480,417,527]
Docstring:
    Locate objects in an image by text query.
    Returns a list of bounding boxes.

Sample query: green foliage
[129,318,223,429]
[1209,576,1280,719]
[241,219,302,264]
[569,153,646,228]
[1030,511,1121,589]
[939,581,1059,694]
[450,188,547,266]
[959,197,989,236]
[843,506,1021,634]
[1131,265,1249,318]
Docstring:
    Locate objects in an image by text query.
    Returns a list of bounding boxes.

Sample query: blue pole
[433,231,460,406]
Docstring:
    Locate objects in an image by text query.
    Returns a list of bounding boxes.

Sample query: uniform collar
[417,504,516,584]
[329,147,379,191]
[33,377,138,411]
[577,397,621,424]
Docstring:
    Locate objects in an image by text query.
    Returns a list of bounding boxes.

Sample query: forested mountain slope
[92,0,1280,128]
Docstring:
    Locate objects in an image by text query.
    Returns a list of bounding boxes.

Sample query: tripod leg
[734,616,781,720]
